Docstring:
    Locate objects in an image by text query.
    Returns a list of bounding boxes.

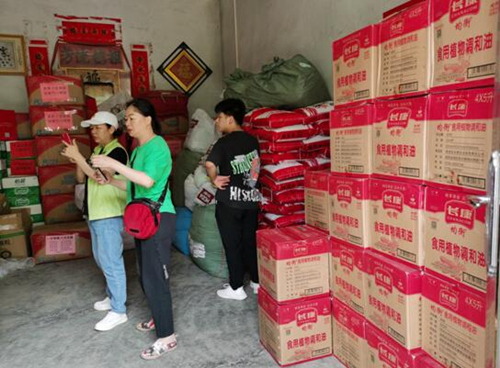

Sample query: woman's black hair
[105,124,123,138]
[126,98,161,135]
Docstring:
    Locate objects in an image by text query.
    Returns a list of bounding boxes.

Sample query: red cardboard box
[30,221,91,264]
[15,113,32,139]
[26,75,85,106]
[257,225,330,303]
[304,169,330,233]
[365,250,422,350]
[41,193,83,224]
[8,159,37,176]
[330,104,373,177]
[35,135,91,167]
[0,110,17,141]
[38,165,78,195]
[6,140,36,159]
[258,290,332,367]
[30,106,86,136]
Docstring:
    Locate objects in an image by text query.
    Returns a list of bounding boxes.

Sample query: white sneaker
[93,297,111,311]
[249,281,260,295]
[217,284,247,300]
[94,311,128,331]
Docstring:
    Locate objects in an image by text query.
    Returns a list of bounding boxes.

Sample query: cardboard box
[0,109,17,141]
[424,186,487,292]
[373,96,428,182]
[332,298,368,368]
[258,290,332,367]
[333,24,379,107]
[0,193,10,215]
[7,159,37,177]
[416,352,448,368]
[29,106,86,136]
[370,179,425,266]
[378,0,431,98]
[422,272,495,368]
[330,104,373,177]
[26,75,85,106]
[257,225,330,303]
[431,0,497,92]
[38,165,78,195]
[42,193,83,225]
[6,140,36,160]
[16,203,44,226]
[1,176,41,207]
[331,237,366,315]
[15,113,32,139]
[35,135,91,167]
[329,176,370,247]
[365,250,422,350]
[304,169,330,233]
[427,88,496,193]
[0,210,31,259]
[30,221,91,264]
[366,322,422,368]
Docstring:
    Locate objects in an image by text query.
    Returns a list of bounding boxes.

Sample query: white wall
[222,0,409,97]
[0,0,225,115]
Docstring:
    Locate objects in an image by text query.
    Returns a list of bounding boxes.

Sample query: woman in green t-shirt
[92,99,177,360]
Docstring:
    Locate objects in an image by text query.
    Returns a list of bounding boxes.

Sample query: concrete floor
[0,248,344,368]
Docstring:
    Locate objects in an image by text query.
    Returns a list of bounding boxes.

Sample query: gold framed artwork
[0,34,27,75]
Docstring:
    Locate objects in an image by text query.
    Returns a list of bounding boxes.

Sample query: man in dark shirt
[206,98,260,300]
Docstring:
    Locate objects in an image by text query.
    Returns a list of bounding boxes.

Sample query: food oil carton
[422,272,495,368]
[30,221,91,264]
[431,0,498,92]
[329,176,370,247]
[41,193,82,224]
[26,75,85,106]
[365,250,422,350]
[416,352,447,368]
[370,179,425,266]
[424,186,488,292]
[257,225,330,303]
[38,165,78,195]
[332,298,368,368]
[6,140,36,161]
[29,106,86,136]
[1,176,41,207]
[35,135,91,167]
[258,289,332,366]
[304,169,330,233]
[333,25,379,107]
[330,237,367,315]
[373,96,428,182]
[0,110,17,141]
[366,322,422,368]
[378,0,431,98]
[427,87,497,194]
[15,113,31,139]
[330,104,373,177]
[7,159,37,177]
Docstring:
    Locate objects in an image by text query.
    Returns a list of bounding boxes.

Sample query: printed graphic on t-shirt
[229,149,260,202]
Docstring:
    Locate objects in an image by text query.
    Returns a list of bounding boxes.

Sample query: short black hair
[126,98,161,135]
[214,98,246,126]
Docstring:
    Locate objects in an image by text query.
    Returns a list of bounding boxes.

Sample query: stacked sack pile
[243,102,333,229]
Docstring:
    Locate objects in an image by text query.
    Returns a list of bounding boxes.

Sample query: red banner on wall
[131,44,151,97]
[28,40,50,76]
[55,14,122,45]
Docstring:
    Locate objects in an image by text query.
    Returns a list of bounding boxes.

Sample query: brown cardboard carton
[257,225,330,303]
[365,250,422,350]
[332,298,368,368]
[41,193,83,224]
[38,165,78,195]
[258,290,332,366]
[304,169,330,233]
[26,76,85,106]
[330,237,367,315]
[0,210,31,258]
[30,221,91,264]
[0,193,10,215]
[422,272,496,368]
[35,135,90,167]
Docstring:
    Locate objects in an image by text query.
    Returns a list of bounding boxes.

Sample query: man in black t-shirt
[206,98,261,301]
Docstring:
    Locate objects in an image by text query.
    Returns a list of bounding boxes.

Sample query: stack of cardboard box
[326,0,499,367]
[0,193,32,259]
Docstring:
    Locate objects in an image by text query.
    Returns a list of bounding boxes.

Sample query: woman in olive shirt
[92,99,177,360]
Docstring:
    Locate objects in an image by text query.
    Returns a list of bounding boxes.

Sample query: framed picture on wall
[0,34,27,75]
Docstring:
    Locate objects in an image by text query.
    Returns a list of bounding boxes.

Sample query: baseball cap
[81,111,119,129]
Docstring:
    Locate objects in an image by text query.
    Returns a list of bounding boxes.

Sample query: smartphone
[86,158,107,181]
[62,132,72,145]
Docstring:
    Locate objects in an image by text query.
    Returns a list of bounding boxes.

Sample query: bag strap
[130,153,169,204]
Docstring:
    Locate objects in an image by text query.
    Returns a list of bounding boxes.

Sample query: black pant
[215,202,259,290]
[135,212,176,338]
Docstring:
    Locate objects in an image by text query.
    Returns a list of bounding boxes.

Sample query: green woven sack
[224,54,330,110]
[172,148,204,207]
[189,204,228,279]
